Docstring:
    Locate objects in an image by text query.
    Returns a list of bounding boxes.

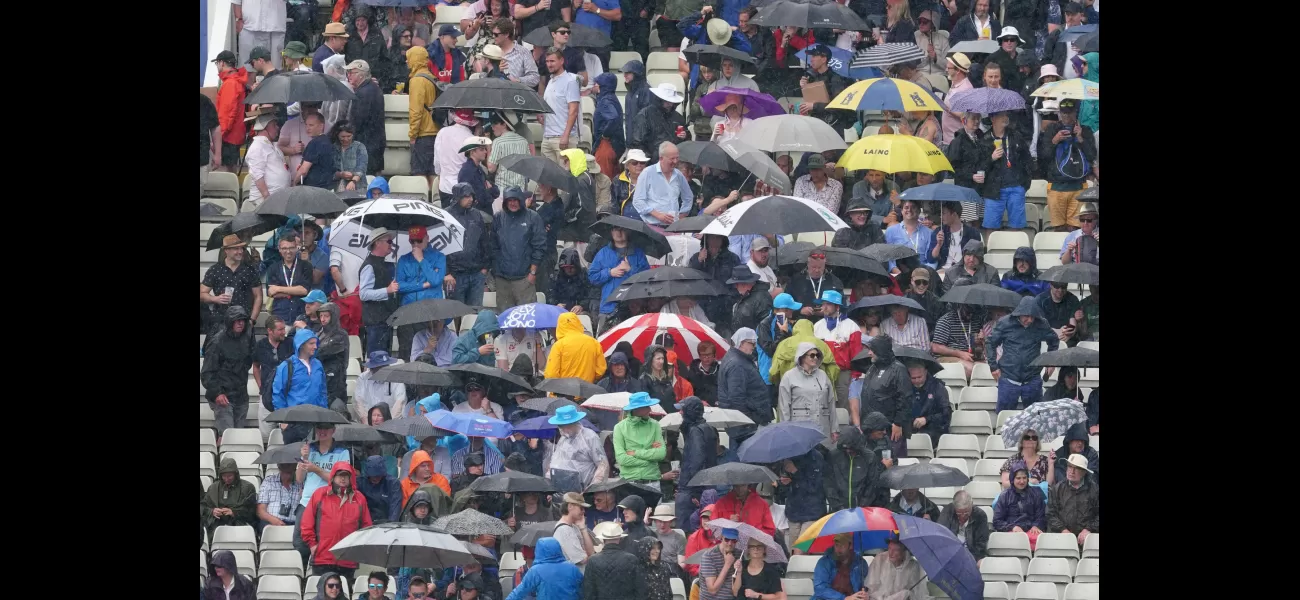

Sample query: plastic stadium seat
[980,557,1025,582]
[1012,582,1057,600]
[1032,232,1069,253]
[383,148,412,177]
[987,532,1032,559]
[984,582,1012,600]
[646,74,686,98]
[929,457,969,477]
[924,486,957,505]
[267,428,285,446]
[385,123,411,148]
[950,410,993,435]
[257,575,303,600]
[969,363,997,387]
[259,550,306,578]
[956,387,996,412]
[242,474,261,489]
[304,576,321,597]
[1063,583,1098,600]
[964,481,1001,507]
[1077,341,1098,351]
[936,434,981,459]
[984,252,1014,271]
[1033,533,1079,560]
[783,578,813,600]
[987,231,1030,253]
[200,429,218,454]
[906,434,934,459]
[974,459,1003,483]
[1023,203,1042,232]
[1027,557,1072,584]
[435,4,467,23]
[995,410,1022,433]
[670,578,686,600]
[499,552,525,571]
[983,435,1015,460]
[609,51,642,73]
[355,576,393,599]
[348,336,363,359]
[836,408,850,428]
[896,457,920,467]
[578,314,594,335]
[347,358,363,379]
[938,362,968,387]
[787,555,821,577]
[1079,367,1099,387]
[1081,533,1098,558]
[482,292,497,308]
[219,428,265,453]
[220,451,264,478]
[383,94,410,119]
[205,171,241,200]
[201,475,213,490]
[1043,438,1064,456]
[1088,436,1099,452]
[388,175,431,199]
[212,525,258,554]
[200,452,217,479]
[501,573,516,597]
[200,222,221,245]
[646,51,680,73]
[227,549,257,579]
[261,525,296,552]
[979,505,993,521]
[200,550,208,578]
[1073,558,1098,583]
[1026,180,1049,199]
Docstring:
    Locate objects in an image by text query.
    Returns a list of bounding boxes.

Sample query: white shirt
[581,52,604,92]
[747,259,777,286]
[355,369,409,421]
[543,72,582,139]
[232,0,286,33]
[494,332,543,372]
[245,136,291,206]
[432,123,473,194]
[974,15,993,40]
[452,399,505,420]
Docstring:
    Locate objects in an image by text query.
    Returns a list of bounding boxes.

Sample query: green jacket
[613,415,667,481]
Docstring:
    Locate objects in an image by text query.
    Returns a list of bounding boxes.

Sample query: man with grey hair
[718,327,771,449]
[346,59,386,174]
[632,141,693,230]
[937,490,990,563]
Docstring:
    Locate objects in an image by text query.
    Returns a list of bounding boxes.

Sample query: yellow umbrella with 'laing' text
[838,134,953,174]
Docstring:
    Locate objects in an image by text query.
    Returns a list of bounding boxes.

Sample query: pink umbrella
[699,87,785,119]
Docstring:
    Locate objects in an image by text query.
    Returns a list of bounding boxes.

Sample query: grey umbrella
[468,471,557,494]
[387,299,477,327]
[938,283,1023,309]
[511,521,561,546]
[861,243,920,263]
[329,522,475,569]
[519,397,578,414]
[666,215,716,233]
[716,138,791,193]
[254,442,306,465]
[432,509,516,536]
[1030,347,1100,368]
[534,378,607,400]
[371,362,458,387]
[376,415,447,439]
[1078,186,1099,202]
[733,114,848,153]
[264,405,349,425]
[245,70,357,104]
[255,186,349,218]
[205,212,288,250]
[332,424,395,444]
[879,462,971,490]
[685,463,779,488]
[1040,263,1099,286]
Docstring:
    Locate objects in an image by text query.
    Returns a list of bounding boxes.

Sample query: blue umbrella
[900,183,981,203]
[510,414,600,438]
[795,46,883,80]
[425,409,513,438]
[736,421,828,463]
[893,514,983,600]
[498,302,567,329]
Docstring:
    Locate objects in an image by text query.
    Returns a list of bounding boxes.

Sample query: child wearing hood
[618,494,656,544]
[633,537,675,600]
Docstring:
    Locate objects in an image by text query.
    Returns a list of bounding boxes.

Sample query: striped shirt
[698,546,737,600]
[932,311,975,352]
[450,444,504,476]
[488,131,533,192]
[258,475,304,523]
[880,313,931,351]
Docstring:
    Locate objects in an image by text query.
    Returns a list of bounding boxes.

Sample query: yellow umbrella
[1030,79,1099,100]
[827,77,945,113]
[839,134,953,174]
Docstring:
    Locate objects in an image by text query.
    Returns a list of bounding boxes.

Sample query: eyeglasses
[809,253,826,259]
[1078,217,1096,223]
[1022,435,1038,441]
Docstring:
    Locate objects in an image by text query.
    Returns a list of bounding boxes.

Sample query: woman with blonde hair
[999,428,1055,488]
[882,2,917,44]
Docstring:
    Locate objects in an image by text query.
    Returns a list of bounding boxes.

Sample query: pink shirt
[941,77,974,146]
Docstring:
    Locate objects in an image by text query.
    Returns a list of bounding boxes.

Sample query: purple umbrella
[699,87,785,119]
[947,87,1026,114]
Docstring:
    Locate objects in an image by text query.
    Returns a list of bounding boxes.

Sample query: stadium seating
[200,428,218,454]
[924,486,957,505]
[995,410,1022,433]
[1012,582,1058,600]
[929,457,969,477]
[959,387,998,411]
[964,480,1001,506]
[936,434,981,459]
[257,575,303,600]
[609,51,642,73]
[259,550,306,578]
[984,582,1012,600]
[980,557,1025,582]
[1027,557,1073,584]
[1081,533,1098,558]
[906,434,934,459]
[260,525,295,552]
[783,578,813,600]
[219,428,265,453]
[937,362,967,387]
[949,410,993,436]
[987,532,1032,559]
[786,555,821,579]
[973,459,1003,483]
[1034,533,1080,561]
[969,362,997,387]
[1073,558,1099,583]
[1064,583,1099,600]
[984,435,1015,459]
[211,525,258,553]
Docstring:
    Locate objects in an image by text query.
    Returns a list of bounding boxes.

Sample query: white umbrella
[328,197,465,260]
[658,406,754,431]
[699,195,849,237]
[734,114,849,153]
[581,392,668,417]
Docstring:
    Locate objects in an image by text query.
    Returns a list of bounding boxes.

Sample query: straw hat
[714,94,750,116]
[221,234,247,249]
[481,44,505,61]
[1065,453,1092,473]
[323,22,350,38]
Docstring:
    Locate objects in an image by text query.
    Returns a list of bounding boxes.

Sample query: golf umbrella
[849,43,926,69]
[893,514,984,600]
[899,183,981,204]
[608,266,730,303]
[734,114,848,152]
[947,87,1026,114]
[519,397,579,413]
[880,462,971,490]
[498,302,568,329]
[511,521,560,546]
[330,196,463,240]
[387,299,476,327]
[256,186,349,218]
[584,478,664,508]
[796,45,882,79]
[840,135,953,174]
[685,462,778,488]
[1040,263,1099,286]
[704,519,787,563]
[535,378,607,399]
[792,507,898,553]
[590,215,673,258]
[700,195,849,237]
[445,363,535,394]
[329,216,462,262]
[891,345,942,376]
[597,313,731,362]
[717,138,792,193]
[265,405,349,424]
[751,0,870,30]
[677,141,744,173]
[424,409,513,438]
[254,442,306,464]
[659,407,755,431]
[1000,399,1088,449]
[1078,186,1099,202]
[468,470,556,494]
[1030,346,1100,368]
[698,88,784,120]
[682,44,756,70]
[736,421,828,463]
[370,362,458,387]
[1031,78,1099,101]
[495,154,581,195]
[666,215,716,233]
[432,509,516,536]
[329,522,474,569]
[376,415,448,439]
[581,392,667,417]
[938,283,1022,308]
[244,70,356,104]
[205,212,287,250]
[432,78,551,113]
[827,78,944,114]
[861,243,919,262]
[521,21,612,48]
[332,424,395,444]
[947,40,999,56]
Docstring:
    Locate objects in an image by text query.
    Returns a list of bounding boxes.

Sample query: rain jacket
[1037,119,1096,190]
[946,126,987,192]
[628,102,687,163]
[452,309,500,366]
[597,352,646,394]
[613,408,667,482]
[216,67,249,145]
[992,482,1046,532]
[685,357,720,404]
[593,72,625,157]
[588,241,651,314]
[611,171,643,221]
[633,537,674,600]
[544,312,609,382]
[986,297,1059,383]
[858,336,913,434]
[203,550,255,600]
[1053,423,1100,484]
[308,572,344,600]
[937,501,990,560]
[406,46,440,139]
[677,396,719,495]
[357,455,403,523]
[831,198,887,249]
[713,488,776,536]
[826,423,887,512]
[492,190,548,279]
[201,457,258,532]
[272,328,330,410]
[756,312,791,383]
[1035,288,1081,330]
[910,375,951,443]
[315,302,351,403]
[202,306,255,405]
[887,490,941,522]
[941,241,1001,292]
[582,539,645,600]
[779,342,839,445]
[367,176,390,196]
[401,449,452,506]
[447,200,493,274]
[622,61,653,147]
[717,346,772,440]
[812,547,868,600]
[559,149,599,243]
[505,537,584,600]
[1047,472,1100,534]
[1000,247,1049,297]
[1079,53,1099,131]
[1043,366,1084,401]
[549,248,593,311]
[619,494,656,544]
[976,127,1032,198]
[769,320,839,387]
[397,245,448,304]
[301,462,374,569]
[776,449,828,523]
[1086,389,1099,430]
[639,345,679,414]
[731,280,771,335]
[401,485,453,522]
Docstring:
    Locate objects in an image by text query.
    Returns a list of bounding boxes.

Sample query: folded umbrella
[254,442,307,465]
[329,522,474,570]
[256,187,349,218]
[733,114,848,153]
[861,243,920,262]
[947,87,1026,114]
[792,507,898,554]
[938,283,1022,308]
[376,415,448,439]
[534,378,607,399]
[432,78,552,113]
[751,0,870,30]
[496,154,581,196]
[468,470,556,494]
[200,202,227,217]
[899,183,982,204]
[511,521,560,546]
[1000,399,1088,449]
[666,215,716,233]
[880,462,971,490]
[590,215,673,258]
[685,462,778,488]
[893,514,984,600]
[682,45,756,70]
[370,362,458,387]
[698,88,784,120]
[677,141,744,173]
[205,212,288,250]
[522,21,612,48]
[704,519,787,563]
[736,421,827,463]
[445,363,535,394]
[264,405,349,425]
[1040,263,1099,286]
[425,409,514,438]
[432,509,516,536]
[245,70,356,105]
[659,407,755,431]
[849,43,927,70]
[387,299,477,327]
[498,302,568,330]
[716,138,791,193]
[700,195,849,237]
[584,478,664,508]
[1030,346,1100,368]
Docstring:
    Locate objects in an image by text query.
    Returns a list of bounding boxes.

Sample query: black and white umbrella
[205,212,288,250]
[1077,186,1099,202]
[245,70,357,105]
[432,78,552,113]
[370,362,458,387]
[387,299,477,327]
[686,462,779,488]
[256,187,349,218]
[699,195,849,237]
[716,138,791,193]
[751,0,870,31]
[328,197,465,260]
[432,509,516,536]
[264,405,349,425]
[521,22,612,48]
[590,215,673,258]
[329,523,473,570]
[850,43,927,69]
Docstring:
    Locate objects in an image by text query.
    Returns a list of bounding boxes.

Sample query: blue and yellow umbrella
[827,77,945,113]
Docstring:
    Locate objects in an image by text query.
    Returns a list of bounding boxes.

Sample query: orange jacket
[216,67,249,145]
[401,449,451,506]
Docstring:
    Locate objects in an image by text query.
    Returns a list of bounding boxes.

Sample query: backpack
[264,358,295,412]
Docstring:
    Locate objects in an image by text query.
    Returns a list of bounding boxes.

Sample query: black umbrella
[861,243,919,263]
[468,471,557,494]
[607,266,729,302]
[337,189,370,206]
[1075,29,1099,53]
[1030,346,1100,368]
[777,246,891,283]
[205,212,288,250]
[1040,263,1099,286]
[371,362,458,387]
[254,442,306,465]
[584,478,664,508]
[432,78,553,113]
[511,521,560,546]
[495,154,581,196]
[845,294,926,318]
[890,345,942,375]
[200,202,228,217]
[681,44,757,70]
[333,424,396,444]
[387,299,477,327]
[879,462,971,490]
[534,378,607,399]
[244,70,357,104]
[1077,186,1099,202]
[376,415,450,439]
[678,141,743,173]
[589,215,673,258]
[521,22,612,48]
[519,397,579,414]
[256,187,349,217]
[667,215,716,233]
[751,0,870,31]
[938,283,1022,308]
[446,363,535,394]
[685,463,778,488]
[265,404,349,424]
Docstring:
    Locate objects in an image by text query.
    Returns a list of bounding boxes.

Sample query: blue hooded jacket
[621,61,653,148]
[356,455,404,523]
[271,328,329,410]
[367,176,390,196]
[505,538,584,600]
[452,309,500,366]
[593,72,625,157]
[1000,247,1049,297]
[587,243,650,314]
[812,547,868,600]
[986,297,1059,383]
[396,244,448,305]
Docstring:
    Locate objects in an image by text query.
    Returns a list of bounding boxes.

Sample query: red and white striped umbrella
[596,314,731,363]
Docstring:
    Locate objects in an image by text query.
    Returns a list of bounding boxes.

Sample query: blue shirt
[884,222,937,270]
[574,0,619,35]
[632,163,694,226]
[299,443,350,507]
[307,246,332,292]
[302,136,336,189]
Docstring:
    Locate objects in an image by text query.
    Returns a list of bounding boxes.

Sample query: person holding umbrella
[773,448,827,554]
[865,536,931,600]
[798,44,852,134]
[588,224,651,329]
[811,533,868,600]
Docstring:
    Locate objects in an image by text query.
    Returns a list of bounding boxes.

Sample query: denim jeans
[996,376,1044,411]
[446,270,486,308]
[982,185,1028,229]
[365,325,393,356]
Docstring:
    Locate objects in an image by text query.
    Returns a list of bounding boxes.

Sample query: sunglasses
[913,279,929,285]
[1051,284,1068,290]
[806,352,821,359]
[326,583,341,590]
[810,253,826,259]
[401,33,413,38]
[556,30,571,35]
[1022,435,1038,441]
[494,30,508,36]
[412,594,427,599]
[1078,217,1096,223]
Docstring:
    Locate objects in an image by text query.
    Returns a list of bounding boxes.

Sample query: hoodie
[621,61,652,148]
[201,305,255,406]
[717,345,772,439]
[549,248,593,311]
[826,424,887,512]
[942,240,1002,292]
[986,297,1059,383]
[201,457,259,532]
[505,538,584,600]
[406,46,440,139]
[315,302,351,403]
[402,449,452,506]
[216,67,249,145]
[812,545,868,600]
[366,176,390,196]
[857,336,913,434]
[309,572,344,600]
[204,550,256,600]
[677,396,719,495]
[831,198,887,250]
[1000,247,1049,296]
[492,189,548,280]
[613,407,667,482]
[594,72,625,156]
[272,328,330,410]
[618,494,656,543]
[559,149,599,243]
[632,537,674,600]
[597,352,645,394]
[1079,53,1099,131]
[357,455,403,523]
[779,342,839,446]
[689,235,744,330]
[638,344,678,415]
[452,309,500,366]
[544,312,608,382]
[1053,422,1100,485]
[769,320,839,387]
[301,461,373,568]
[776,448,828,523]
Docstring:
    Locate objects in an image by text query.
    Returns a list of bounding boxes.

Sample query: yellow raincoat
[543,313,608,384]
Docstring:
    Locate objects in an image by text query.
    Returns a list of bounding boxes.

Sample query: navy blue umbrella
[893,514,983,600]
[737,422,828,463]
[899,183,981,204]
[796,45,884,80]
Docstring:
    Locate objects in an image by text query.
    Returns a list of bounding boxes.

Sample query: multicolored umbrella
[839,134,953,174]
[792,507,898,554]
[698,87,785,119]
[827,77,944,113]
[1031,78,1100,100]
[947,87,1026,114]
[596,314,731,363]
[704,519,788,563]
[999,399,1088,448]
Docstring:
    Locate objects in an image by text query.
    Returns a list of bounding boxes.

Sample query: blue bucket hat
[773,293,803,311]
[624,392,659,411]
[304,289,328,304]
[548,405,588,426]
[820,290,844,306]
[366,350,400,369]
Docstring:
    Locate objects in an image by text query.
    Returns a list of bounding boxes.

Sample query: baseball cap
[304,290,329,304]
[910,268,931,282]
[806,44,833,57]
[408,225,428,240]
[440,24,462,38]
[807,154,827,169]
[211,50,237,65]
[453,182,474,199]
[345,59,370,72]
[458,574,482,591]
[247,47,272,63]
[751,237,772,251]
[561,492,591,507]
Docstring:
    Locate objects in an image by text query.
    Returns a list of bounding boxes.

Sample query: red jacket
[216,67,249,146]
[301,462,373,568]
[683,528,719,577]
[711,490,776,537]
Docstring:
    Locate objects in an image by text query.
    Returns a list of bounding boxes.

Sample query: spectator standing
[582,522,644,599]
[492,187,547,308]
[945,113,985,226]
[253,316,294,431]
[950,0,1000,44]
[976,111,1032,233]
[850,335,911,458]
[346,60,387,175]
[358,228,401,356]
[357,455,403,524]
[798,45,852,134]
[613,392,668,484]
[434,110,480,204]
[717,328,771,449]
[621,62,653,150]
[429,24,469,84]
[244,113,290,211]
[673,396,718,534]
[554,493,597,567]
[985,27,1028,100]
[633,142,694,230]
[396,225,448,360]
[487,115,533,194]
[344,9,389,88]
[593,72,624,174]
[406,46,441,191]
[201,307,255,443]
[907,363,951,445]
[515,0,574,41]
[780,342,838,444]
[313,22,350,73]
[1038,99,1096,231]
[200,93,221,194]
[445,183,494,308]
[271,328,330,438]
[773,449,826,552]
[542,47,583,163]
[1047,454,1099,546]
[544,312,608,382]
[986,296,1059,411]
[549,406,611,489]
[202,457,259,535]
[211,50,248,172]
[504,537,584,600]
[588,225,650,330]
[295,113,337,189]
[266,232,315,325]
[313,303,351,409]
[302,462,374,579]
[459,136,497,213]
[826,423,888,513]
[940,54,974,149]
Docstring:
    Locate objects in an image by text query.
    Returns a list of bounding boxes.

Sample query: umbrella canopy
[329,217,463,263]
[666,215,716,233]
[716,138,792,193]
[445,363,535,394]
[698,88,783,120]
[256,187,349,217]
[245,70,356,104]
[534,378,607,399]
[776,245,889,277]
[607,266,730,303]
[1075,29,1099,53]
[254,442,307,465]
[205,213,287,250]
[840,135,953,174]
[584,478,664,508]
[510,414,601,437]
[891,345,942,376]
[685,462,778,488]
[432,509,516,536]
[329,522,474,570]
[522,21,612,48]
[899,183,982,204]
[597,313,731,363]
[332,424,395,444]
[792,507,898,554]
[734,114,848,152]
[844,294,925,316]
[581,392,668,417]
[937,282,1022,308]
[894,514,984,600]
[849,43,926,69]
[468,471,556,494]
[948,40,999,56]
[659,407,755,431]
[498,302,568,330]
[337,189,370,206]
[1031,78,1100,100]
[330,196,462,240]
[1000,399,1088,448]
[201,202,228,217]
[1040,263,1099,286]
[519,397,579,414]
[796,45,883,79]
[265,405,349,425]
[511,521,560,546]
[589,215,673,258]
[1030,347,1100,368]
[677,141,744,173]
[700,195,849,237]
[736,421,828,463]
[495,154,581,196]
[682,44,756,70]
[432,78,552,113]
[861,243,920,262]
[947,87,1027,114]
[376,415,447,439]
[705,519,788,563]
[425,409,514,438]
[387,299,477,327]
[751,0,870,30]
[684,545,739,565]
[1077,186,1099,202]
[371,362,458,387]
[828,78,944,114]
[880,462,971,490]
[462,542,497,563]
